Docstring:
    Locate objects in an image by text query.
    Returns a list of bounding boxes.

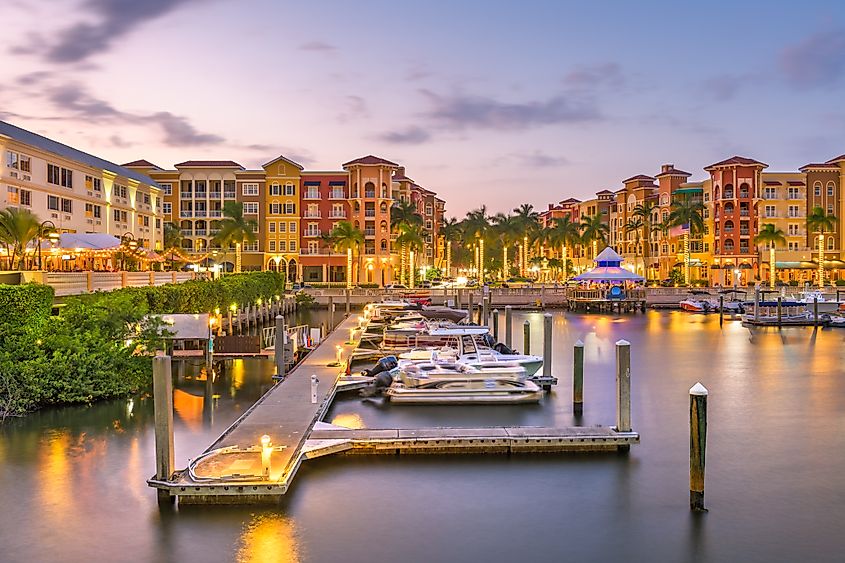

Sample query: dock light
[260,435,272,478]
[214,307,220,315]
[209,316,216,328]
[335,345,343,365]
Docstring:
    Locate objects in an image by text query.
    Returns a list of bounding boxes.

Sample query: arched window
[353,201,360,212]
[814,182,822,197]
[380,201,388,213]
[380,239,388,251]
[724,202,734,215]
[827,182,836,198]
[660,193,669,205]
[364,182,376,198]
[380,220,388,233]
[713,185,720,200]
[724,239,735,253]
[724,220,735,233]
[828,236,835,251]
[381,183,389,198]
[267,259,278,272]
[739,183,750,198]
[723,184,734,199]
[662,243,669,254]
[662,211,669,222]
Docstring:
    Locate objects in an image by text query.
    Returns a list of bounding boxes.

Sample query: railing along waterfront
[16,271,197,296]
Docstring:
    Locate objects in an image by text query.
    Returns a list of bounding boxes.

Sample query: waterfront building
[299,170,350,283]
[410,183,442,266]
[262,155,303,279]
[1,121,163,256]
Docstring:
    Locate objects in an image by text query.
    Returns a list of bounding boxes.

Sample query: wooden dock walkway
[149,310,640,505]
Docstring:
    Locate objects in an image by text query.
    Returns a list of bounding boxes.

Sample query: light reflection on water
[0,309,844,563]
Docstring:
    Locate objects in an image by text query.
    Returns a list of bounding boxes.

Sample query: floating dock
[149,313,638,504]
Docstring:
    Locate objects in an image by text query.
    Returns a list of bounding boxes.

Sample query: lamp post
[120,232,137,271]
[733,268,740,290]
[38,220,58,271]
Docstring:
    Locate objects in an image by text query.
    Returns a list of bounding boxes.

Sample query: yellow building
[262,155,303,280]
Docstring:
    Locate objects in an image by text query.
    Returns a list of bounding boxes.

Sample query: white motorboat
[679,290,718,313]
[397,334,544,376]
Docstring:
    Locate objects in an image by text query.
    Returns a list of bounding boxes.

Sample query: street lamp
[733,268,740,290]
[120,232,138,271]
[38,220,59,271]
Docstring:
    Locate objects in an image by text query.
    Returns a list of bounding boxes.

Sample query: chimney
[548,203,554,210]
[662,164,673,173]
[396,166,406,178]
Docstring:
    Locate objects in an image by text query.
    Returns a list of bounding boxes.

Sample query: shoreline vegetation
[0,271,285,419]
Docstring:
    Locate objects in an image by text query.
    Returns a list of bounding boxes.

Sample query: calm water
[1,310,844,563]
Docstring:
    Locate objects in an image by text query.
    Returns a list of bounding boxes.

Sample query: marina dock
[149,311,639,505]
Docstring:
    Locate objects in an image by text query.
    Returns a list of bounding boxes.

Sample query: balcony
[304,230,322,238]
[364,229,376,237]
[329,211,347,219]
[739,210,749,217]
[195,191,207,199]
[364,210,376,217]
[180,211,193,218]
[180,229,192,236]
[329,190,345,199]
[209,191,221,199]
[739,229,749,236]
[194,210,208,218]
[179,191,192,198]
[303,211,321,218]
[209,210,222,217]
[223,191,236,199]
[364,191,376,198]
[303,191,320,200]
[300,248,343,255]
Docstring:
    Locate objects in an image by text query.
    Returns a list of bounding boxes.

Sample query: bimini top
[573,246,644,282]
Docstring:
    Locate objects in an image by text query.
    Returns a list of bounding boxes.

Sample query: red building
[299,171,351,283]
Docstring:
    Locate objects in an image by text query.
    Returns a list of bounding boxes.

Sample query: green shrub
[0,271,285,418]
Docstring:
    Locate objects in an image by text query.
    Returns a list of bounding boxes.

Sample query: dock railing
[17,270,196,296]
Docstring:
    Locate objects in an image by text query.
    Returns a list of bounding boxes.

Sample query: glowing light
[230,303,237,312]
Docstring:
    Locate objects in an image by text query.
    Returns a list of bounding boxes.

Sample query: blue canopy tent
[573,247,645,283]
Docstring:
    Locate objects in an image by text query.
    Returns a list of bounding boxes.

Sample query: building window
[47,195,59,210]
[269,240,276,252]
[279,240,286,252]
[289,221,296,233]
[269,221,276,233]
[93,205,101,218]
[763,205,776,218]
[763,187,776,200]
[163,202,172,215]
[787,187,800,200]
[788,205,800,218]
[270,183,281,196]
[284,183,295,196]
[283,203,295,214]
[5,151,31,172]
[278,222,286,233]
[814,183,822,197]
[828,236,835,251]
[60,198,72,213]
[113,208,121,221]
[827,184,835,197]
[114,184,127,199]
[160,183,172,195]
[289,240,296,252]
[243,202,259,214]
[269,203,281,214]
[828,204,834,214]
[788,241,799,251]
[788,224,799,236]
[242,183,259,196]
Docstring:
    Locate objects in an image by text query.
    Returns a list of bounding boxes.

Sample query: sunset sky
[2,0,844,216]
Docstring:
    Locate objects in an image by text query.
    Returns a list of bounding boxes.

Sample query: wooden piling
[492,309,499,341]
[482,295,490,326]
[505,305,513,348]
[328,296,334,330]
[689,382,708,512]
[615,340,631,435]
[345,289,351,316]
[523,320,530,355]
[275,315,286,378]
[719,295,724,326]
[754,288,760,322]
[153,355,174,502]
[777,296,782,326]
[573,340,584,413]
[542,313,552,379]
[468,292,474,321]
[814,296,819,327]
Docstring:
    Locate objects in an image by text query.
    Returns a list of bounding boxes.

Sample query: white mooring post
[689,382,708,512]
[153,355,174,502]
[491,309,499,340]
[615,339,631,434]
[311,374,319,404]
[542,313,552,379]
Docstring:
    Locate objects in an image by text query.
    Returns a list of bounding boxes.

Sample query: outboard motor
[362,355,398,377]
[482,333,497,348]
[493,342,516,355]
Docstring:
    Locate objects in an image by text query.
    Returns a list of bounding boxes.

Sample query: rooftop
[122,159,162,170]
[342,155,399,167]
[174,160,244,169]
[0,120,158,186]
[622,174,656,183]
[655,166,691,177]
[704,155,768,170]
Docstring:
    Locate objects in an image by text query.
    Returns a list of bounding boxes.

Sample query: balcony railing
[364,210,376,217]
[364,191,376,198]
[364,229,376,236]
[223,191,236,199]
[209,210,222,217]
[329,212,347,218]
[303,192,320,200]
[179,191,192,198]
[300,248,344,255]
[195,229,207,236]
[209,191,221,199]
[180,229,192,236]
[329,191,345,199]
[303,211,321,218]
[304,230,322,238]
[180,211,193,218]
[739,210,749,216]
[194,210,208,217]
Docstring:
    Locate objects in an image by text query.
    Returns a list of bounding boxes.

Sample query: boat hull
[386,379,542,405]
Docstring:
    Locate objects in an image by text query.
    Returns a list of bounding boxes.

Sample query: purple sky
[2,0,844,217]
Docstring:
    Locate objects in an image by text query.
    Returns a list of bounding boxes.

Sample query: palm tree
[548,216,581,280]
[391,200,423,284]
[756,223,786,289]
[462,206,492,283]
[624,216,645,274]
[580,213,609,259]
[212,201,258,273]
[326,220,364,288]
[513,204,539,275]
[492,213,520,279]
[668,197,705,286]
[806,206,838,288]
[632,200,658,279]
[439,217,462,277]
[162,221,184,271]
[395,223,424,288]
[0,208,41,270]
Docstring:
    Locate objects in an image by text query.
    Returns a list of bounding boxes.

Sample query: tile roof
[392,173,413,182]
[595,189,614,194]
[174,160,244,168]
[825,154,845,163]
[122,159,161,169]
[763,180,782,185]
[704,156,768,169]
[798,162,838,171]
[622,174,655,183]
[787,181,806,186]
[342,155,399,167]
[0,120,158,186]
[654,167,691,177]
[262,154,304,170]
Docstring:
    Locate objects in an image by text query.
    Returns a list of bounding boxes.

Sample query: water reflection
[236,513,300,563]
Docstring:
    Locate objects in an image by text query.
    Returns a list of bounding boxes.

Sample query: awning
[55,233,121,250]
[573,266,644,282]
[738,263,753,269]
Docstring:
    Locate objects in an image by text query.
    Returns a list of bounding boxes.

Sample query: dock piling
[719,295,724,326]
[814,297,819,326]
[311,374,319,404]
[153,355,174,503]
[345,289,351,317]
[777,296,782,326]
[328,296,334,330]
[468,292,474,321]
[573,340,584,413]
[275,315,286,378]
[482,295,490,326]
[492,309,499,340]
[542,313,552,379]
[615,340,632,435]
[505,306,513,348]
[754,288,760,322]
[523,320,530,354]
[689,382,708,511]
